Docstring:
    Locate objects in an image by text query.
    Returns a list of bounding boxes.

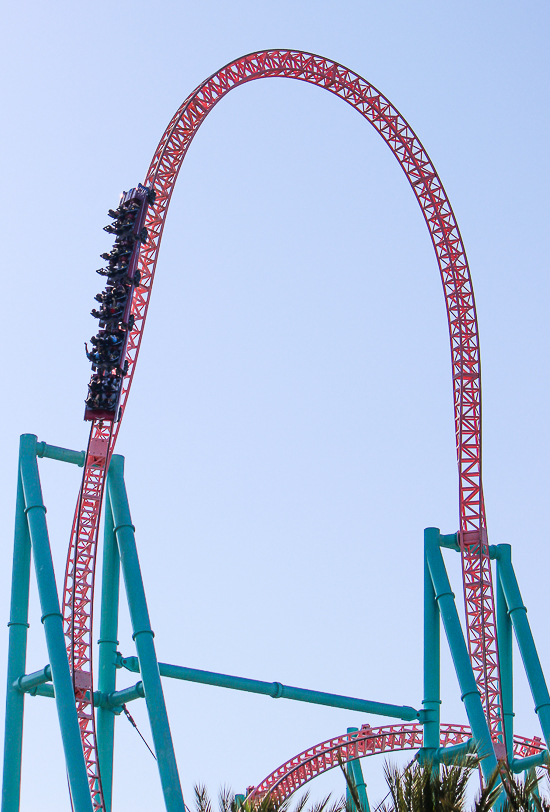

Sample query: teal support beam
[526,767,540,806]
[15,665,51,693]
[439,533,460,552]
[421,528,441,764]
[105,682,144,707]
[346,728,370,812]
[349,758,369,812]
[35,441,85,467]
[511,752,548,774]
[18,434,92,812]
[96,489,121,812]
[436,738,475,764]
[28,684,55,699]
[107,455,185,812]
[424,528,497,778]
[118,656,420,721]
[496,560,514,761]
[2,473,32,812]
[496,545,550,751]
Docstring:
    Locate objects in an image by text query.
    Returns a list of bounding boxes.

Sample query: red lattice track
[61,51,503,809]
[249,725,545,803]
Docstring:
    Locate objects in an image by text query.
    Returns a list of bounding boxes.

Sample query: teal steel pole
[496,545,550,750]
[512,752,548,773]
[421,528,441,764]
[96,488,121,812]
[346,728,370,812]
[18,434,93,812]
[117,656,419,720]
[107,455,185,812]
[16,665,51,693]
[1,472,32,812]
[424,529,497,778]
[437,739,474,764]
[35,441,85,467]
[496,560,513,761]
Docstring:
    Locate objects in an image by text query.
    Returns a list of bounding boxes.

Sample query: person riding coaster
[104,223,134,236]
[94,285,129,306]
[100,244,133,263]
[90,330,124,348]
[91,304,125,321]
[85,342,123,368]
[96,261,130,277]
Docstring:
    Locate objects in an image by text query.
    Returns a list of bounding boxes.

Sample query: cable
[122,704,157,761]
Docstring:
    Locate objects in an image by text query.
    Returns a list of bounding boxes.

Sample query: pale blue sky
[1,1,549,810]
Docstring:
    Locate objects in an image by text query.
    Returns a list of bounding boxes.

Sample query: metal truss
[59,51,502,808]
[250,724,545,802]
[7,437,550,812]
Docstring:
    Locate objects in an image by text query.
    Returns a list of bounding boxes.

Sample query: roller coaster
[2,49,550,812]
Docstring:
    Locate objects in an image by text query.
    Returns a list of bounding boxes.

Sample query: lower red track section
[250,724,544,802]
[61,51,504,808]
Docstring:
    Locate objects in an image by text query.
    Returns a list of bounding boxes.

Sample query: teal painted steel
[28,684,55,699]
[346,728,370,812]
[436,739,474,764]
[35,441,86,467]
[511,751,548,774]
[2,472,32,812]
[118,656,419,721]
[422,528,441,762]
[496,545,550,751]
[16,665,51,693]
[105,681,144,707]
[96,489,121,812]
[424,529,497,778]
[496,561,514,761]
[18,435,93,812]
[438,532,460,552]
[107,454,185,812]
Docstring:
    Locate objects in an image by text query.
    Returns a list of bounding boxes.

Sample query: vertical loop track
[61,51,502,809]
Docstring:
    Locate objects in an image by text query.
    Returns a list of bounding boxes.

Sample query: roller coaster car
[84,183,153,421]
[84,373,123,421]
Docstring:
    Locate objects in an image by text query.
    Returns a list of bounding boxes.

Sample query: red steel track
[61,50,503,809]
[250,725,545,802]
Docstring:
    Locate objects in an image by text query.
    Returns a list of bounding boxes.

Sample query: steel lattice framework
[250,725,545,802]
[59,50,503,809]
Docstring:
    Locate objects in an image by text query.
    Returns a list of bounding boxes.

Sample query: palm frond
[195,784,214,812]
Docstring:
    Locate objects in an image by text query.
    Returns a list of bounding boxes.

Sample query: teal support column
[18,435,92,812]
[1,473,32,812]
[96,488,121,812]
[424,529,497,779]
[496,560,513,761]
[346,728,370,812]
[107,455,185,812]
[496,545,550,751]
[421,528,441,764]
[526,767,540,803]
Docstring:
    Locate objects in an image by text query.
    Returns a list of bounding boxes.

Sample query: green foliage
[194,758,550,812]
[341,757,548,812]
[193,783,346,812]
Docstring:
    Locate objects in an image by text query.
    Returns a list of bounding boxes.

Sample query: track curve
[61,51,502,809]
[249,724,545,802]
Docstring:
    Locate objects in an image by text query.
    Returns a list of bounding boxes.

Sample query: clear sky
[1,1,549,810]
